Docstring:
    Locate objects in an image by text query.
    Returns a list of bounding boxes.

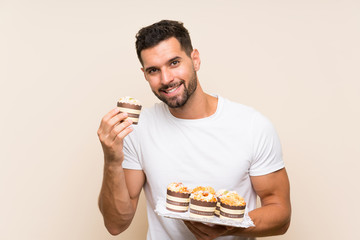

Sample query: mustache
[159,80,185,92]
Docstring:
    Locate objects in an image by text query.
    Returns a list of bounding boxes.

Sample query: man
[97,20,291,240]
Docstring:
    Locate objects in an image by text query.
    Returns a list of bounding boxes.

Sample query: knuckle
[98,134,104,142]
[113,132,124,142]
[115,131,125,140]
[100,117,107,125]
[108,117,117,126]
[97,129,102,137]
[112,125,121,135]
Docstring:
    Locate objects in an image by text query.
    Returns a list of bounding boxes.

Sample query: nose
[160,69,173,85]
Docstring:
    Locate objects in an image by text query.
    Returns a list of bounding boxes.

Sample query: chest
[139,124,253,193]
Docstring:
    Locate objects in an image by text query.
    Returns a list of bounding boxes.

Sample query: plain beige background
[1,0,359,239]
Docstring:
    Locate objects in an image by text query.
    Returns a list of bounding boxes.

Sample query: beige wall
[1,0,359,239]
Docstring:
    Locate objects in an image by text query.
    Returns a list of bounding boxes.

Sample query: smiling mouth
[165,86,179,93]
[161,83,182,94]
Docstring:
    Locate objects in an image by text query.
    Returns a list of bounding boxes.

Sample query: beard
[153,71,198,108]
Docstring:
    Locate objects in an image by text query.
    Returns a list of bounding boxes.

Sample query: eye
[147,68,159,74]
[170,60,180,66]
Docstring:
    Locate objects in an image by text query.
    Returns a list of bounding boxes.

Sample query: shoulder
[218,96,276,131]
[220,96,259,119]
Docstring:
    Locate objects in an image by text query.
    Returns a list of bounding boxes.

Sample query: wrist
[104,158,124,171]
[104,154,124,165]
[103,161,125,178]
[104,160,123,168]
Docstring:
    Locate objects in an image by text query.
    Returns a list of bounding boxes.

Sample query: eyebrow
[144,56,182,73]
[168,56,181,63]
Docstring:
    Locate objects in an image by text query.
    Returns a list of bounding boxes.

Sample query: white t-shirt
[122,95,284,240]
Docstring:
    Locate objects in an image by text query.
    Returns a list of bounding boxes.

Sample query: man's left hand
[183,220,234,240]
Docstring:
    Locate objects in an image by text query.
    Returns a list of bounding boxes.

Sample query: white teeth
[166,86,179,93]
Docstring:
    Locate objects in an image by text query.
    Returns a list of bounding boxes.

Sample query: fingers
[183,221,229,240]
[100,107,122,127]
[99,108,128,134]
[183,221,205,239]
[98,108,134,147]
[102,108,126,127]
[110,119,133,143]
[97,108,135,163]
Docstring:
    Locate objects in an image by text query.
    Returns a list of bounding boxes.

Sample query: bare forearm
[228,168,291,237]
[98,163,135,235]
[251,203,290,236]
[184,170,291,239]
[229,203,291,237]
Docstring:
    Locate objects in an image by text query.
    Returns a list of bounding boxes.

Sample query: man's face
[141,37,200,108]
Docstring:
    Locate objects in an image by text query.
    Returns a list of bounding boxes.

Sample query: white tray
[155,199,255,228]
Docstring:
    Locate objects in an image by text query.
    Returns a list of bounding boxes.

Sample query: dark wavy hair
[135,20,193,65]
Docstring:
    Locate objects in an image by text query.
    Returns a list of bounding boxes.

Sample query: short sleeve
[122,129,143,170]
[249,112,285,176]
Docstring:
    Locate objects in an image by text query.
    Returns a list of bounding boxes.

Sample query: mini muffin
[191,186,216,195]
[219,191,246,222]
[214,189,229,217]
[189,188,217,219]
[166,183,191,212]
[117,96,142,125]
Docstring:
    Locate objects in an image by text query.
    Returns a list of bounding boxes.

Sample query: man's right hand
[97,107,133,164]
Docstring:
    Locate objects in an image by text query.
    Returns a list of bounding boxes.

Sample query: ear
[191,49,201,71]
[141,67,149,81]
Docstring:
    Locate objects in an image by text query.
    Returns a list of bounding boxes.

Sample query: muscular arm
[98,167,145,235]
[184,168,291,239]
[230,168,291,237]
[97,108,146,235]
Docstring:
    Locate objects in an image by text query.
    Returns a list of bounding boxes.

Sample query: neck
[168,84,218,119]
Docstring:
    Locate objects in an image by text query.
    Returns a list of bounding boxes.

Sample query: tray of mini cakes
[155,182,255,228]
